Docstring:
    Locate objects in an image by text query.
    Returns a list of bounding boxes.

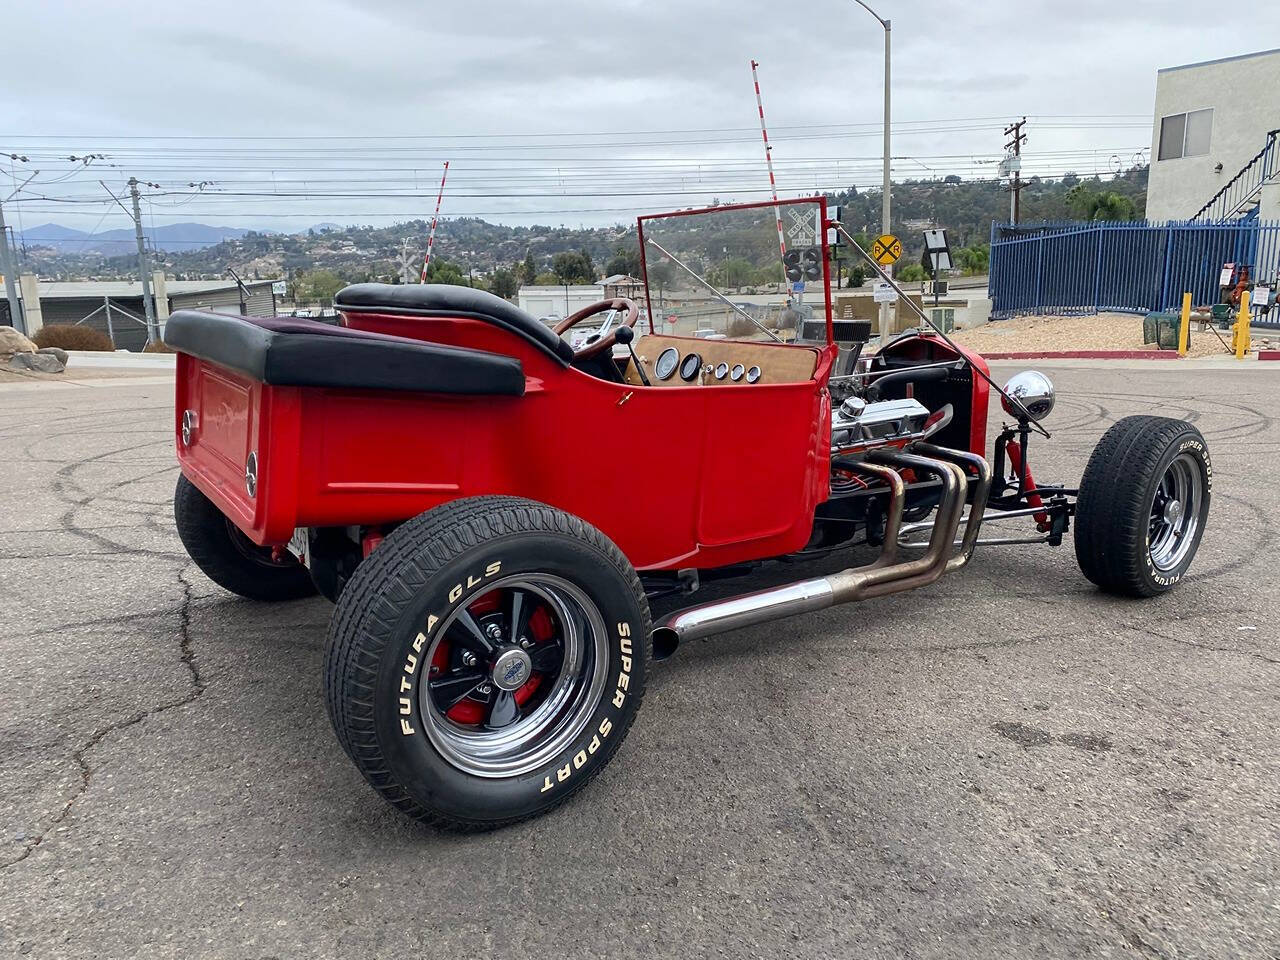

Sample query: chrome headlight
[1001,370,1055,422]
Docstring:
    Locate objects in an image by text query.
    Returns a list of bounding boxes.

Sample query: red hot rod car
[165,198,1211,829]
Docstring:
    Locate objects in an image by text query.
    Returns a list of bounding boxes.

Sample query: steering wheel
[553,298,640,360]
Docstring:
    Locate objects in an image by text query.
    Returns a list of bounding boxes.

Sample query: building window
[1158,108,1213,160]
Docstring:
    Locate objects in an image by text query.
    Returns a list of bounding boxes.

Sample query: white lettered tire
[324,496,650,830]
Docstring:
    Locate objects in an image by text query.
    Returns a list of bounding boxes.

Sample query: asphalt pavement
[1,362,1278,959]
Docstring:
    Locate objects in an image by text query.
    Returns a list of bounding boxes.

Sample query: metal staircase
[1191,129,1279,222]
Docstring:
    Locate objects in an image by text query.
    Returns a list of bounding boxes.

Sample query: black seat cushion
[334,283,575,365]
[163,311,524,395]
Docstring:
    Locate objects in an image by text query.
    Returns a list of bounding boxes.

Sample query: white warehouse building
[1146,47,1280,222]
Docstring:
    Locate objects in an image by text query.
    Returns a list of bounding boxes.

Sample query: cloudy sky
[3,0,1277,233]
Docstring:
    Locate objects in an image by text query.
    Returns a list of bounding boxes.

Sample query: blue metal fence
[989,218,1280,326]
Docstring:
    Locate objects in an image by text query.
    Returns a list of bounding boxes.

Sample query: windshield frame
[635,196,834,344]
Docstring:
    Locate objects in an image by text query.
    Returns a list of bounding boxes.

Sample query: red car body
[173,198,989,572]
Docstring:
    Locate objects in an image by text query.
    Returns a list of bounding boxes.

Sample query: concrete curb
[66,350,176,369]
[980,350,1183,361]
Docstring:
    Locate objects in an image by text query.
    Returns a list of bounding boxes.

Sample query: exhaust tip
[650,626,680,661]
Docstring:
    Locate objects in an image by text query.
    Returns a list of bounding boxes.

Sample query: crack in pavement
[1144,626,1280,667]
[1,566,205,871]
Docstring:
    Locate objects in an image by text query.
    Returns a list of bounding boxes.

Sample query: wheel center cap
[1163,499,1183,524]
[491,648,532,691]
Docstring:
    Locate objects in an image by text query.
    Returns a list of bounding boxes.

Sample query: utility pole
[128,178,159,342]
[848,1,892,332]
[1004,117,1028,224]
[0,171,37,336]
[0,199,22,335]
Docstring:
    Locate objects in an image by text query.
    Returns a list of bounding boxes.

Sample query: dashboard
[623,335,820,388]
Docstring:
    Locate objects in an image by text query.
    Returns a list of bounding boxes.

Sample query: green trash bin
[1143,311,1183,350]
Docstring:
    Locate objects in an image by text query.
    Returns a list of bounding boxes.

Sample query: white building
[517,284,605,321]
[10,276,281,350]
[1146,47,1280,222]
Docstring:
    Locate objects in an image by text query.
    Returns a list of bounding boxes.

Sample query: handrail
[1191,129,1279,222]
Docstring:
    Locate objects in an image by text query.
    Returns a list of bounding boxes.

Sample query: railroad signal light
[785,246,823,283]
[784,249,803,283]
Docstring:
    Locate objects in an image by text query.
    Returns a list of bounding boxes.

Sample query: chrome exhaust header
[651,447,984,656]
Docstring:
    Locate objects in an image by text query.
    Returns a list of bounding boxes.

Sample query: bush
[33,324,114,352]
[143,339,175,353]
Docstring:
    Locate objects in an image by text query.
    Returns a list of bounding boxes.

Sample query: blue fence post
[1159,222,1174,311]
[1034,238,1044,315]
[1093,226,1103,313]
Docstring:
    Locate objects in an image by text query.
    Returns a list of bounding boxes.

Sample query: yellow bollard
[1178,292,1191,357]
[1234,291,1251,359]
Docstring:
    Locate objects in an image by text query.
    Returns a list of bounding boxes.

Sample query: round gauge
[730,363,745,382]
[714,361,729,380]
[745,365,762,384]
[655,347,680,380]
[679,352,703,382]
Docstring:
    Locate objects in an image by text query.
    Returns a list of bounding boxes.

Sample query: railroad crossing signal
[871,234,902,266]
[784,246,823,283]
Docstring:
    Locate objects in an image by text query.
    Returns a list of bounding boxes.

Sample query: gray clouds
[2,0,1276,229]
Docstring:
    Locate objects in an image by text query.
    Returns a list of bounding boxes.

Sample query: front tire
[173,475,317,601]
[1074,416,1211,596]
[324,496,650,830]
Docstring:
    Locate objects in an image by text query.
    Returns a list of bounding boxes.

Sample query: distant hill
[16,221,256,255]
[19,168,1148,283]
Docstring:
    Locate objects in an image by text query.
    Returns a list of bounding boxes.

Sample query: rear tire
[173,474,317,601]
[1074,416,1211,597]
[324,496,650,830]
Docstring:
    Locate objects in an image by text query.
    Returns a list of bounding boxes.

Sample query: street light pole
[849,0,891,333]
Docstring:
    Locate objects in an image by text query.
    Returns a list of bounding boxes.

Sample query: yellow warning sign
[871,234,902,266]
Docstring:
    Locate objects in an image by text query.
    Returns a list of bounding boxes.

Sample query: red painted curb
[981,350,1182,360]
[1258,351,1280,361]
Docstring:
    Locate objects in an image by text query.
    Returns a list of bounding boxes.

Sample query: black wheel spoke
[428,669,487,709]
[450,609,497,656]
[486,690,520,729]
[508,589,533,647]
[529,644,561,673]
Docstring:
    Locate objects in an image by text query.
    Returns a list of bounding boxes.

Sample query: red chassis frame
[174,197,987,573]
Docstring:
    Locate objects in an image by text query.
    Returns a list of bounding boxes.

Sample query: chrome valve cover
[832,396,932,450]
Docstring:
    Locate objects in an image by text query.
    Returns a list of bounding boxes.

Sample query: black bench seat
[163,310,525,396]
[334,283,575,364]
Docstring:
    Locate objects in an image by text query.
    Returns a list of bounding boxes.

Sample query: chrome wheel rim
[1148,452,1203,572]
[419,574,609,778]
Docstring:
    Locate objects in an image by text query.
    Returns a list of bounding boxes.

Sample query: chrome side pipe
[651,447,980,657]
[914,443,993,573]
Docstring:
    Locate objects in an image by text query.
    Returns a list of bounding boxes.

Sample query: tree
[578,247,596,280]
[646,260,675,292]
[489,267,518,299]
[520,251,537,285]
[295,268,345,301]
[424,258,468,286]
[1066,183,1137,221]
[551,250,595,284]
[954,243,990,275]
[709,257,756,290]
[603,244,641,278]
[533,271,559,286]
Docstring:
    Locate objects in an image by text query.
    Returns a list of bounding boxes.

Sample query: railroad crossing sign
[871,234,902,266]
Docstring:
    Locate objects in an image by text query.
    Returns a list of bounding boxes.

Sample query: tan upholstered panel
[625,335,819,387]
